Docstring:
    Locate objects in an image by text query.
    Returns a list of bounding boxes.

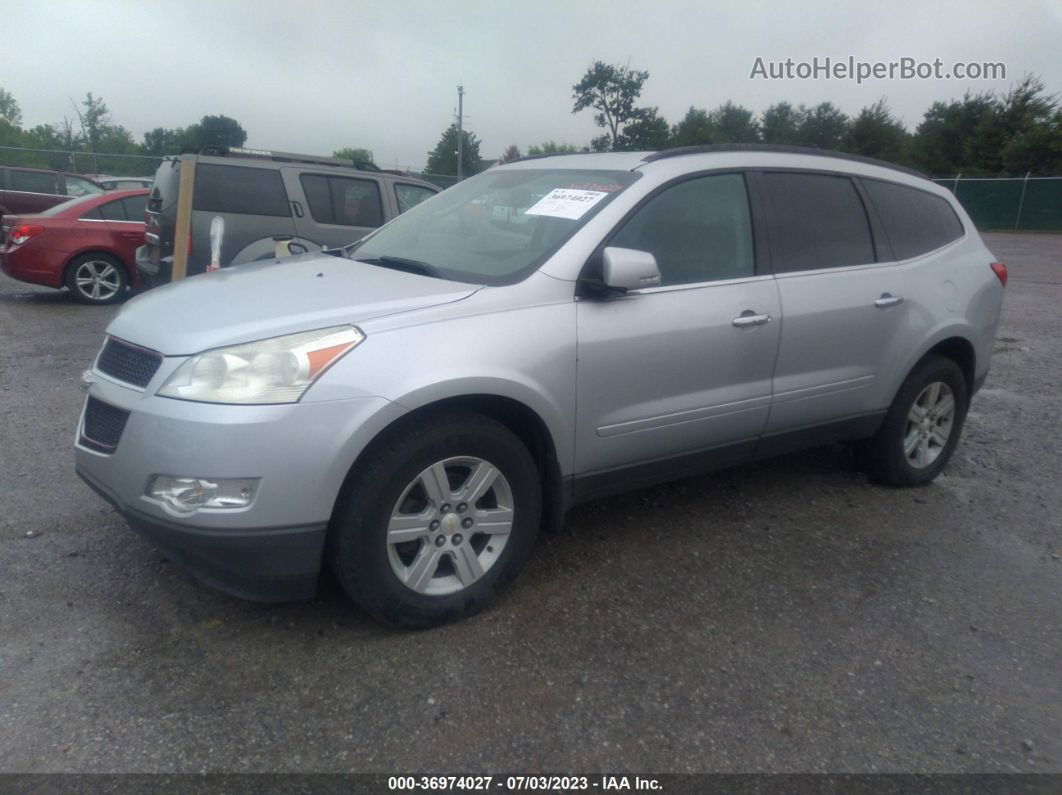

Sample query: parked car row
[1,148,441,302]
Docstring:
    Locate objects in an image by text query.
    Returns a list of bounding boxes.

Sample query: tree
[797,102,849,149]
[843,99,909,163]
[71,92,111,170]
[760,102,805,145]
[615,107,670,150]
[527,141,579,155]
[671,107,715,147]
[333,147,375,165]
[911,92,997,175]
[572,60,652,151]
[0,87,22,127]
[499,144,522,163]
[708,101,760,143]
[425,123,481,176]
[1000,109,1062,174]
[142,127,186,157]
[183,114,247,150]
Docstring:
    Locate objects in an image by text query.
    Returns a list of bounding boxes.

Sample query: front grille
[97,337,162,388]
[80,397,130,454]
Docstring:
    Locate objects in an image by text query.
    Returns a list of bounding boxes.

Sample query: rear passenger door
[760,171,906,435]
[286,170,385,248]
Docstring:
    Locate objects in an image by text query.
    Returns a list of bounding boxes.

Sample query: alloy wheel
[74,260,122,302]
[903,381,956,469]
[386,456,514,596]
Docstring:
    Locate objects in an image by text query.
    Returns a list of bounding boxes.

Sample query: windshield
[350,168,639,284]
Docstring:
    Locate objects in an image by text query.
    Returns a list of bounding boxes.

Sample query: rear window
[193,164,290,217]
[764,172,876,272]
[862,179,964,260]
[300,174,383,227]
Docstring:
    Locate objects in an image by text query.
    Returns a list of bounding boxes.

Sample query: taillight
[10,224,44,245]
[990,262,1008,287]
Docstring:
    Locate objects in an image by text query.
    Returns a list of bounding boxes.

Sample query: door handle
[291,200,304,218]
[732,311,772,328]
[119,231,141,240]
[874,293,904,308]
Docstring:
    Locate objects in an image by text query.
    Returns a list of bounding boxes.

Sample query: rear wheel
[331,411,541,627]
[863,354,968,486]
[66,253,127,304]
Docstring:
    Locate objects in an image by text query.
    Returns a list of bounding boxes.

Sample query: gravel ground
[0,232,1059,774]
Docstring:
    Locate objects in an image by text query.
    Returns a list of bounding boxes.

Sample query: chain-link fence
[0,145,162,177]
[932,175,1062,231]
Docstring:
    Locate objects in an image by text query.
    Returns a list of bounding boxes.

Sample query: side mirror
[602,246,662,292]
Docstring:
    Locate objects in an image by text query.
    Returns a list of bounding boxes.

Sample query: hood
[107,254,480,355]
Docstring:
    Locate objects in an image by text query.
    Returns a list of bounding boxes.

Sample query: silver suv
[75,146,1006,626]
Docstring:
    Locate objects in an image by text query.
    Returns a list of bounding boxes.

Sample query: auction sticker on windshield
[525,188,608,220]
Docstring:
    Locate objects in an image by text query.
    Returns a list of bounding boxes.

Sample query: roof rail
[642,144,928,179]
[508,151,589,164]
[192,146,382,171]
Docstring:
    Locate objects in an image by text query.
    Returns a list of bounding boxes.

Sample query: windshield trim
[348,168,642,287]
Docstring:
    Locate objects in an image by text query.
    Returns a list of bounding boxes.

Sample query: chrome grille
[97,337,162,388]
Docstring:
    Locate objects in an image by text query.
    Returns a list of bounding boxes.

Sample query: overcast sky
[5,0,1061,171]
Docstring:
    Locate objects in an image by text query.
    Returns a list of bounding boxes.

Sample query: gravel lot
[0,232,1059,774]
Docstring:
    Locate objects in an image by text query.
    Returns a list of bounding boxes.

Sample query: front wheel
[66,253,128,304]
[863,354,969,486]
[331,411,542,627]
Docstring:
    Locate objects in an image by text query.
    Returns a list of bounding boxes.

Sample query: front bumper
[75,365,406,602]
[78,465,326,601]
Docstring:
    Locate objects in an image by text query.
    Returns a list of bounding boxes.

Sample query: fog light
[147,475,259,513]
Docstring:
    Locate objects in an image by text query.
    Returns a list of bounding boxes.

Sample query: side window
[194,164,290,217]
[764,172,875,272]
[300,174,383,227]
[610,173,754,286]
[862,179,964,260]
[10,170,59,194]
[65,175,103,197]
[121,195,147,221]
[395,183,436,214]
[97,199,127,221]
[79,207,104,220]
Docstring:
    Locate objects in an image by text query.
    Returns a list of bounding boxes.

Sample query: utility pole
[456,84,465,181]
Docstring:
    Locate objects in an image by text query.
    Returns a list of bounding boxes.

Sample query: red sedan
[0,189,148,304]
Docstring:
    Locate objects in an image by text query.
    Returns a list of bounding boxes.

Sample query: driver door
[574,173,780,499]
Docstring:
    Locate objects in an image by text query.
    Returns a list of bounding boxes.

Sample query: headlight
[157,325,364,404]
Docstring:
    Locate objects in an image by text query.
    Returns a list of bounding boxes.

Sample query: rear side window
[122,195,147,220]
[300,174,383,227]
[395,183,436,214]
[97,200,127,220]
[764,172,875,272]
[194,164,290,217]
[10,170,58,194]
[610,173,754,286]
[862,179,964,260]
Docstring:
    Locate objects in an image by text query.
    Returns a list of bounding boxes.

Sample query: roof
[502,144,926,180]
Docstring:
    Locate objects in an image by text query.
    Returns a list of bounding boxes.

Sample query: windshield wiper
[354,255,444,279]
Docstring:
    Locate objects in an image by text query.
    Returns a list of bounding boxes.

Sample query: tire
[331,411,542,627]
[65,253,128,305]
[863,354,968,486]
